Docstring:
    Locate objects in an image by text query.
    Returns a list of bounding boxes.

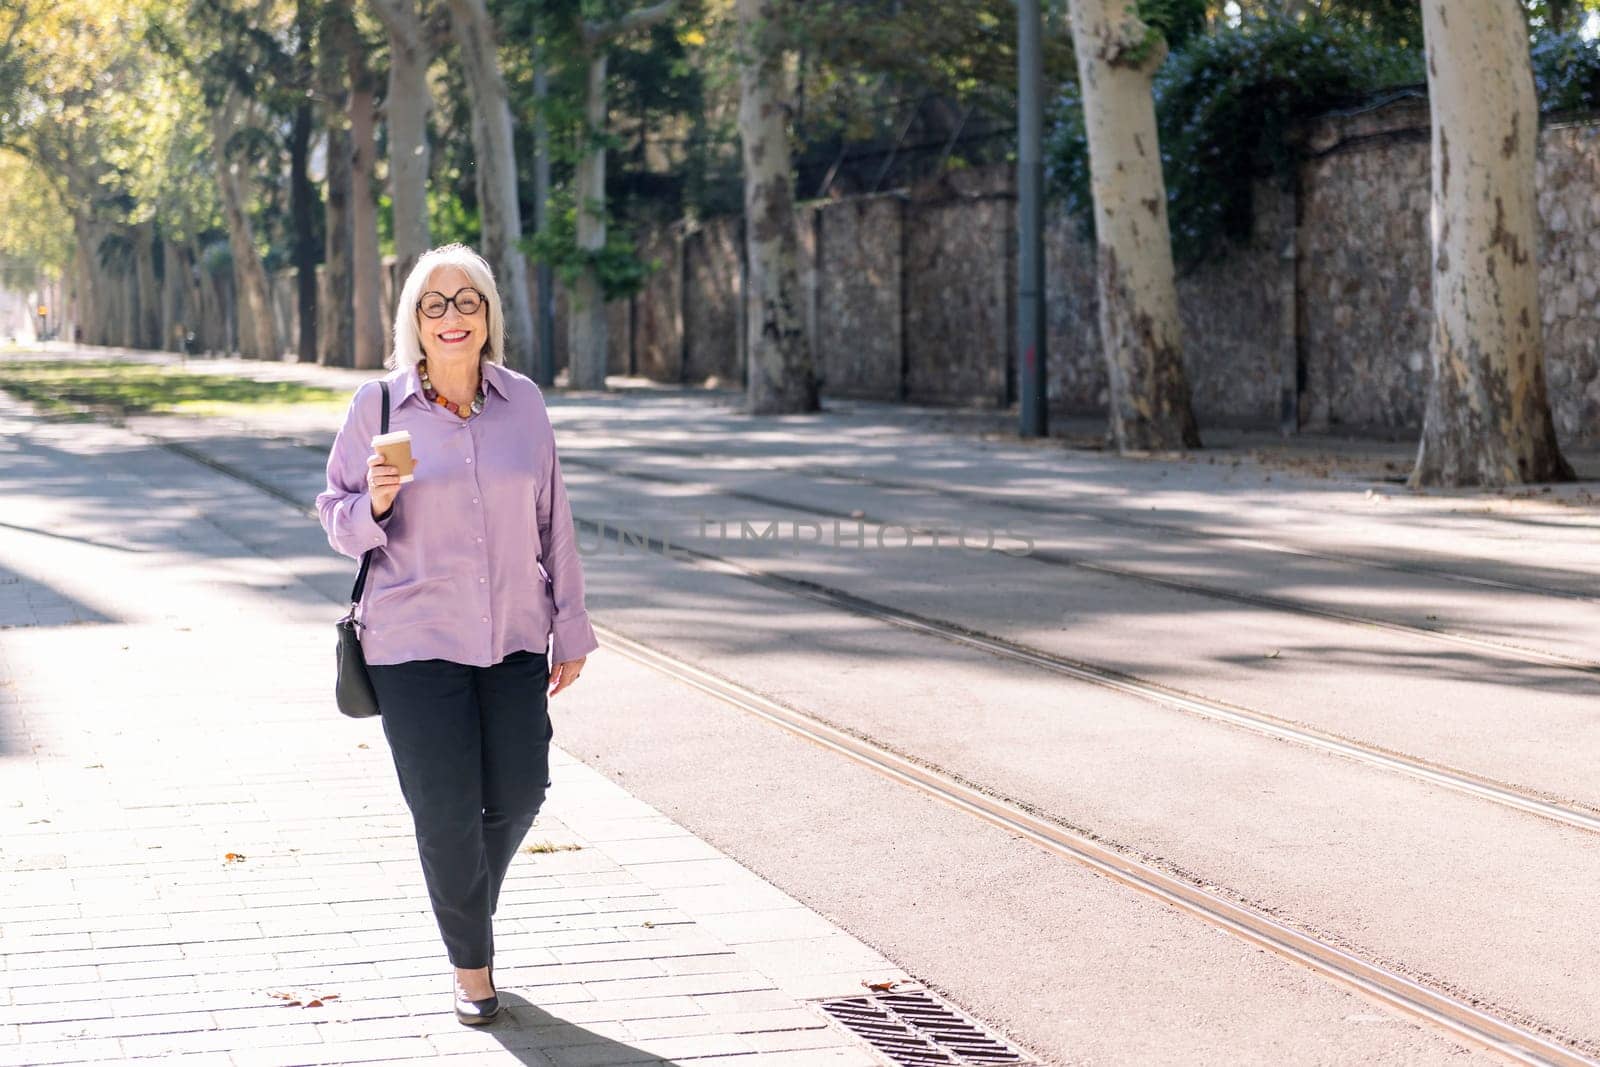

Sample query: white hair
[388,243,505,371]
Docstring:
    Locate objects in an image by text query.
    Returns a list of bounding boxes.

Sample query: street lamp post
[1017,0,1048,438]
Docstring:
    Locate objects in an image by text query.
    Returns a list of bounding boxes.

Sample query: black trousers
[367,649,553,969]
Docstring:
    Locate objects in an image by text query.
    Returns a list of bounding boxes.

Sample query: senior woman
[315,243,596,1026]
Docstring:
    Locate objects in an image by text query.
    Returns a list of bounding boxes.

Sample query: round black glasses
[417,287,485,319]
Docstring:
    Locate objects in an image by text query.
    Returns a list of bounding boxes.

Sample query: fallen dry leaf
[224,853,246,863]
[521,841,582,854]
[862,980,899,992]
[267,990,339,1008]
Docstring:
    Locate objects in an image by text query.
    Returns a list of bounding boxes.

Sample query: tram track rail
[562,435,1599,604]
[562,506,1600,837]
[599,626,1598,1067]
[138,427,1600,1065]
[262,423,1592,669]
[161,432,1600,836]
[556,451,1600,676]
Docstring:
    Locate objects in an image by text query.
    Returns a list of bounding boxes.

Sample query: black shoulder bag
[334,380,389,719]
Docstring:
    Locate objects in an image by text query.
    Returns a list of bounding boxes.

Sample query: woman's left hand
[549,655,586,698]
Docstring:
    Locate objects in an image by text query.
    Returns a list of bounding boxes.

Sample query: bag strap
[348,380,391,609]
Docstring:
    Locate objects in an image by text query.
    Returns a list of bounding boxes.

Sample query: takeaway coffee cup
[371,430,416,483]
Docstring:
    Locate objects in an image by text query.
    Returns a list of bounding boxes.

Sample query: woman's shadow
[466,992,670,1065]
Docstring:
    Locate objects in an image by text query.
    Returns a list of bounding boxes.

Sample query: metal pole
[1017,0,1048,437]
[534,52,556,387]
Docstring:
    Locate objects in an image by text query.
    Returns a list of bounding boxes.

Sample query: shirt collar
[394,359,512,408]
[391,364,426,409]
[480,360,513,401]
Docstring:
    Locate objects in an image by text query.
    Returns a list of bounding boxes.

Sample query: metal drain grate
[819,990,1031,1066]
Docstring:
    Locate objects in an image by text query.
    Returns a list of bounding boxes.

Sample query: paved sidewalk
[0,393,904,1064]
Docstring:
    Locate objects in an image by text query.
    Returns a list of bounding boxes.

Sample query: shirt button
[479,577,487,584]
[480,616,488,623]
[472,498,479,505]
[476,537,483,543]
[465,458,473,464]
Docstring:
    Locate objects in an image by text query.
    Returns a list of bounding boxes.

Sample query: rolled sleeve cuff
[342,492,390,551]
[550,609,598,664]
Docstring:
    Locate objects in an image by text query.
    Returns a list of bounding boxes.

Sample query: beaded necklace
[418,358,486,419]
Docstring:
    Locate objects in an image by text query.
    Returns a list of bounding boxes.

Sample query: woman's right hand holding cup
[368,451,403,518]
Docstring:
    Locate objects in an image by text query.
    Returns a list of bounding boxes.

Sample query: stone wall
[621,171,1023,405]
[1535,121,1600,440]
[814,195,903,398]
[209,97,1600,444]
[633,226,682,380]
[903,193,1013,406]
[1291,97,1600,442]
[621,168,1289,423]
[1178,182,1296,427]
[1041,184,1293,428]
[682,217,743,385]
[600,102,1600,443]
[1042,217,1104,413]
[542,277,629,380]
[607,296,631,376]
[1296,99,1433,432]
[797,203,819,388]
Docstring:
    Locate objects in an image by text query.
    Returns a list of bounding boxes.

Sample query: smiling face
[416,265,488,368]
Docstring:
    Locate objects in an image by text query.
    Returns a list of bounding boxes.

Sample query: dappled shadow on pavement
[7,366,1600,821]
[0,561,116,631]
[0,562,118,760]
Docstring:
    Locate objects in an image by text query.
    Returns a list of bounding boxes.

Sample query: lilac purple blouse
[316,359,598,668]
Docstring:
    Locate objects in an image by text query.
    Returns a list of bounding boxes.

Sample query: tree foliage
[464,0,708,303]
[1215,1,1422,45]
[522,194,656,302]
[9,0,1600,342]
[1531,27,1600,112]
[788,0,1065,127]
[0,0,218,270]
[1049,5,1600,267]
[1523,0,1600,34]
[0,154,72,281]
[1049,15,1422,265]
[1139,0,1211,50]
[780,0,1075,196]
